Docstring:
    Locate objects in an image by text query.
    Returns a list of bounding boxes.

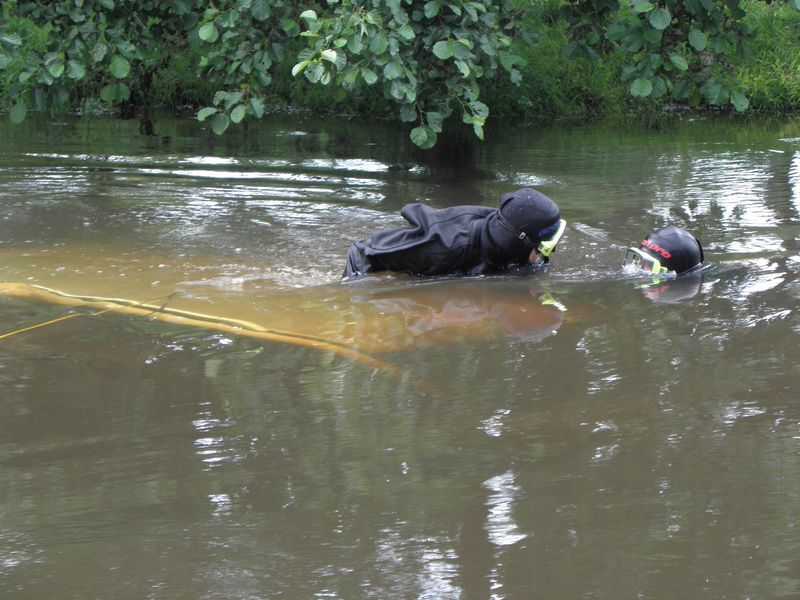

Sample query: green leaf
[369,33,388,54]
[455,60,470,76]
[299,10,317,20]
[648,8,671,30]
[0,53,10,70]
[320,49,338,63]
[621,65,638,81]
[116,82,131,101]
[424,1,440,18]
[384,61,402,79]
[305,62,324,83]
[48,61,65,79]
[110,55,130,79]
[630,77,653,97]
[651,76,667,98]
[0,33,23,46]
[100,82,130,103]
[410,126,436,149]
[361,67,378,84]
[341,66,359,85]
[347,36,363,54]
[426,111,444,132]
[251,0,270,20]
[397,24,415,41]
[199,23,219,43]
[389,80,404,100]
[66,60,86,80]
[117,42,140,61]
[688,29,708,51]
[292,60,311,77]
[400,104,416,122]
[643,28,663,45]
[211,113,230,135]
[197,107,217,121]
[410,126,428,147]
[669,52,688,71]
[98,0,114,8]
[219,91,243,109]
[9,101,27,124]
[230,104,247,123]
[649,53,664,69]
[499,51,521,71]
[91,43,107,64]
[402,82,416,102]
[606,23,626,42]
[672,79,691,100]
[432,40,453,59]
[633,1,654,12]
[473,122,484,140]
[364,10,381,26]
[731,90,749,112]
[470,101,489,118]
[701,80,725,104]
[586,31,600,45]
[621,32,644,52]
[100,84,116,103]
[249,97,265,118]
[452,40,471,59]
[37,71,54,86]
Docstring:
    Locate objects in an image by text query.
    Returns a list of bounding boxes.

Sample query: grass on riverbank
[735,2,800,113]
[488,0,800,124]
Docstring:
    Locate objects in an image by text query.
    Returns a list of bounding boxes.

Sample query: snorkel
[536,218,567,263]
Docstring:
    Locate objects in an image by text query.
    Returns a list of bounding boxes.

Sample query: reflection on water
[2,115,800,599]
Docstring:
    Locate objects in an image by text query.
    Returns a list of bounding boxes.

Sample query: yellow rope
[29,284,271,331]
[0,313,82,341]
[0,282,400,377]
[0,289,177,341]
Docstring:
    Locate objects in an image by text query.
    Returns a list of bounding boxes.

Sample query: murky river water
[1,113,799,599]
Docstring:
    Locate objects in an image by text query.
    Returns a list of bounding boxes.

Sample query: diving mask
[622,247,671,275]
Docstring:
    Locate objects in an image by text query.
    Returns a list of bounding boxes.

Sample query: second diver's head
[495,188,566,265]
[623,225,704,277]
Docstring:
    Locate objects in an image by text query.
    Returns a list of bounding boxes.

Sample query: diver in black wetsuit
[623,225,705,303]
[623,226,704,276]
[342,188,566,279]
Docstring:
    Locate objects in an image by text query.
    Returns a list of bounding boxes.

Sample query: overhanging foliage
[1,0,797,147]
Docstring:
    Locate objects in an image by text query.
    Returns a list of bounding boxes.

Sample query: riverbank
[148,1,800,126]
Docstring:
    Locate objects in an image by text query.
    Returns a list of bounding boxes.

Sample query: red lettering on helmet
[641,239,672,259]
